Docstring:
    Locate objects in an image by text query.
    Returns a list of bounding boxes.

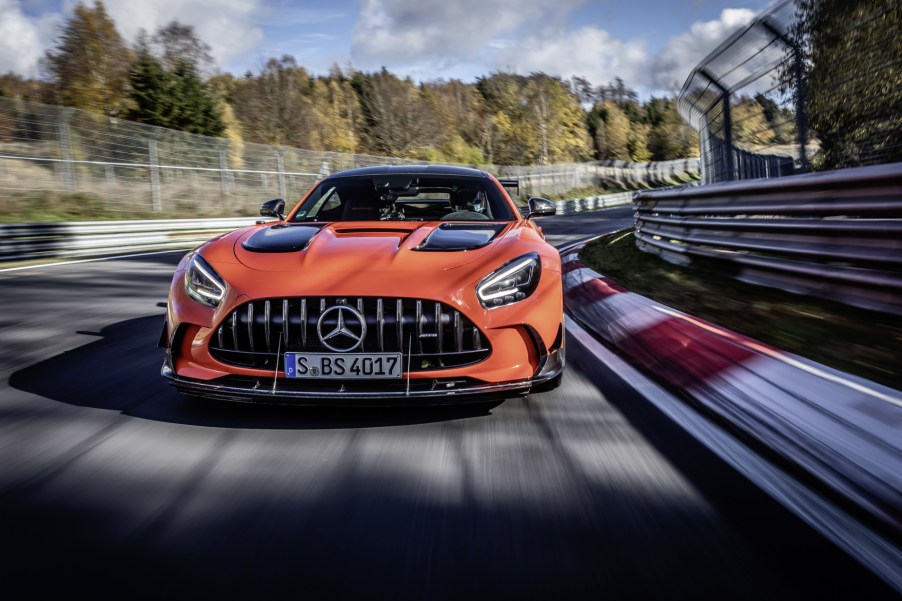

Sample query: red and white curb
[561,242,902,588]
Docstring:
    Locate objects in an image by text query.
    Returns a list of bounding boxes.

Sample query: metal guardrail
[0,190,637,263]
[634,162,902,313]
[0,217,261,263]
[554,191,633,215]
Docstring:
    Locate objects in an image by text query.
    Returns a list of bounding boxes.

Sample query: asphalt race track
[0,207,895,598]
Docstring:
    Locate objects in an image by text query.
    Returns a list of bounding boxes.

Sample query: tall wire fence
[679,1,802,184]
[678,0,901,184]
[0,96,698,217]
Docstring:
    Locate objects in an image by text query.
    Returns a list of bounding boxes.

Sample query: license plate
[284,352,403,379]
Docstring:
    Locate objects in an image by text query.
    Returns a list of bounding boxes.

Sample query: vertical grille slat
[211,297,490,371]
[415,300,423,354]
[247,303,255,352]
[434,303,443,357]
[396,299,404,351]
[377,298,384,352]
[264,299,272,352]
[301,298,308,349]
[282,299,289,346]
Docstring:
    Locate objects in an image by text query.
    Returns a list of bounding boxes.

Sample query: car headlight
[185,253,226,307]
[476,253,541,308]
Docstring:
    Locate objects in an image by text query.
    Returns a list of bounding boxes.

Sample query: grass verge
[579,230,902,391]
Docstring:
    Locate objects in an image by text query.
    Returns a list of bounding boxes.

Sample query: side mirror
[260,198,285,219]
[525,197,555,219]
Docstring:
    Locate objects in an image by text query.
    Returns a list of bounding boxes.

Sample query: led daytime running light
[185,254,226,307]
[477,257,534,301]
[192,260,224,299]
[476,253,540,308]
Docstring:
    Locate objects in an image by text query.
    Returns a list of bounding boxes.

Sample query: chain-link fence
[679,1,802,184]
[0,96,698,217]
[679,0,901,184]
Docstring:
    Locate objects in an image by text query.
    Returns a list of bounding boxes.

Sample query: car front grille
[209,297,490,371]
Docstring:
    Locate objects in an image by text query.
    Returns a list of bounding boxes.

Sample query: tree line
[0,1,793,166]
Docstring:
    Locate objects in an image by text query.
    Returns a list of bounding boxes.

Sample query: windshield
[289,175,516,222]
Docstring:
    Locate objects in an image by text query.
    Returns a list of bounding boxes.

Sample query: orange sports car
[160,165,565,405]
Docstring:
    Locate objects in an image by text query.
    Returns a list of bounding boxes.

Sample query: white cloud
[351,0,581,65]
[651,8,756,91]
[0,0,59,75]
[493,26,649,90]
[351,1,761,96]
[101,0,266,70]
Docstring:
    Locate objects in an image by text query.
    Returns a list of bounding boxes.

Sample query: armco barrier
[0,192,634,263]
[562,242,902,592]
[0,217,260,262]
[634,162,902,314]
[554,191,632,215]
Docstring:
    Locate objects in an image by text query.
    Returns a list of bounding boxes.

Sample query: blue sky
[3,0,773,95]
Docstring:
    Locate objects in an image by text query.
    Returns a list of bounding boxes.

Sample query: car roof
[324,164,490,179]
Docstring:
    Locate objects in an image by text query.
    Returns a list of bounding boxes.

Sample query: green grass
[580,230,902,391]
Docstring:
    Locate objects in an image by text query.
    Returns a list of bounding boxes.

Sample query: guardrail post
[148,139,161,212]
[58,108,76,192]
[219,149,228,207]
[276,151,286,199]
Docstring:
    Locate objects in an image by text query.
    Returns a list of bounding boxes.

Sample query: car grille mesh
[209,297,490,371]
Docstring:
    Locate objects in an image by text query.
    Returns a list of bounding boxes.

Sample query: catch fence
[0,96,698,216]
[679,0,901,183]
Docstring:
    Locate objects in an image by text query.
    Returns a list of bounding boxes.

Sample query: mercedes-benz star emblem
[317,305,367,352]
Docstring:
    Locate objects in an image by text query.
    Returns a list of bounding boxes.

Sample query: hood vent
[242,224,323,253]
[415,223,505,252]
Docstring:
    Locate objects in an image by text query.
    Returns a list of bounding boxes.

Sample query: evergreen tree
[127,33,225,137]
[128,41,172,128]
[168,60,225,136]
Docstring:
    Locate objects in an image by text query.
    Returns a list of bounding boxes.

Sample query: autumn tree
[476,72,535,164]
[647,98,698,160]
[351,68,443,156]
[587,101,631,160]
[754,93,795,145]
[421,79,489,164]
[0,73,47,101]
[152,21,215,76]
[731,98,775,147]
[628,123,651,162]
[43,1,132,116]
[310,69,360,153]
[232,56,317,146]
[525,74,591,164]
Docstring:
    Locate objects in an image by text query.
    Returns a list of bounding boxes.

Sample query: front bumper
[161,332,564,406]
